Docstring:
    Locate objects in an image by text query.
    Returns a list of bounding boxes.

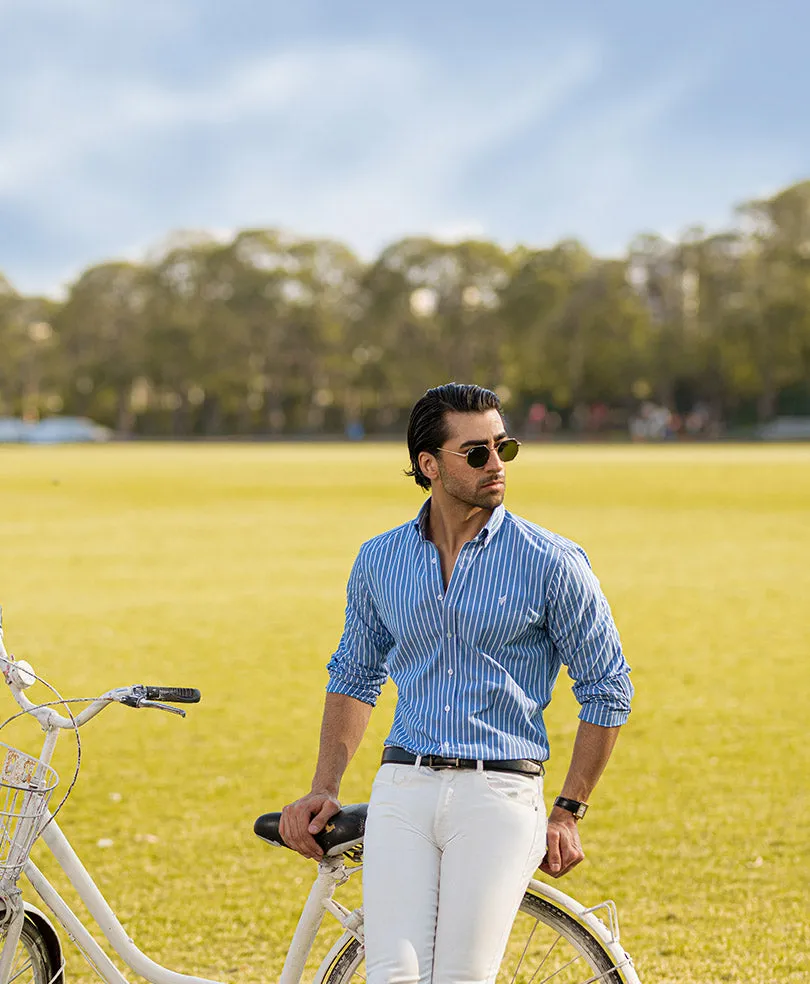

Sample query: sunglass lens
[466,446,491,468]
[497,439,520,462]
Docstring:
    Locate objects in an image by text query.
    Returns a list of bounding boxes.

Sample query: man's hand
[279,791,342,860]
[539,809,585,878]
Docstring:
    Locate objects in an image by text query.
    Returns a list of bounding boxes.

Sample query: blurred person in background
[281,382,633,984]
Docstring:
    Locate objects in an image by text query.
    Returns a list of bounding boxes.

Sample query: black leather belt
[381,746,545,777]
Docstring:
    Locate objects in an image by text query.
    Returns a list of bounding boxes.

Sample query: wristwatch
[553,796,588,820]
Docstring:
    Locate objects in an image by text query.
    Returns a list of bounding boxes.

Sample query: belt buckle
[433,756,459,770]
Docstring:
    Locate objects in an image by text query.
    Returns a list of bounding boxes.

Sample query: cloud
[525,61,712,245]
[274,40,602,252]
[477,51,803,255]
[0,7,803,294]
[0,33,602,291]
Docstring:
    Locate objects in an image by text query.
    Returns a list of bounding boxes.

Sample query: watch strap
[553,795,588,820]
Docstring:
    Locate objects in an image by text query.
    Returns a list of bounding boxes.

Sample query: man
[280,383,633,984]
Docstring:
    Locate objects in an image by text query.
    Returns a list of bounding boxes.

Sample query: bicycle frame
[0,628,365,984]
[0,620,640,984]
[20,824,639,984]
[20,819,359,984]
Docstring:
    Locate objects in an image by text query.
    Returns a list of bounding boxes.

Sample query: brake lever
[139,700,186,717]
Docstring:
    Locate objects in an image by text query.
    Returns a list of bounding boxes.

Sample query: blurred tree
[2,178,809,437]
[225,230,363,434]
[52,262,151,433]
[143,235,239,435]
[353,238,513,430]
[733,182,810,421]
[0,274,60,420]
[626,233,696,410]
[0,274,20,414]
[499,240,593,411]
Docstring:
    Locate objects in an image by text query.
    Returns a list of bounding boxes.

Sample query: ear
[418,450,440,485]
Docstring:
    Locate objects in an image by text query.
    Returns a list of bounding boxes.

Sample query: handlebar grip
[143,686,201,704]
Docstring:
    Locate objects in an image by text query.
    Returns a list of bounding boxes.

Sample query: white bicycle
[0,610,641,984]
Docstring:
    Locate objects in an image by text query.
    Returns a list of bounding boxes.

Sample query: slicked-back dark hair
[406,383,502,490]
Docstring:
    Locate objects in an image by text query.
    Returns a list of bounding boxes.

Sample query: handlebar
[143,686,201,704]
[0,608,201,731]
[3,677,203,729]
[116,685,202,717]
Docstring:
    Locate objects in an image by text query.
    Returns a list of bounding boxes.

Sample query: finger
[542,827,562,875]
[537,858,556,876]
[556,856,583,877]
[279,804,301,847]
[560,854,584,876]
[283,804,323,858]
[538,857,568,878]
[308,800,340,834]
[292,812,324,859]
[295,832,325,860]
[561,845,585,875]
[556,834,585,876]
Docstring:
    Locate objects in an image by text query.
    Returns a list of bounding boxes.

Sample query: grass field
[0,443,808,984]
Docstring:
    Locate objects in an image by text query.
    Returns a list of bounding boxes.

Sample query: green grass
[0,443,808,983]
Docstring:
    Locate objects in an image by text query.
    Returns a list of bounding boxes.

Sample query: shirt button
[444,705,450,712]
[437,593,443,601]
[446,631,453,638]
[448,668,453,675]
[431,558,437,564]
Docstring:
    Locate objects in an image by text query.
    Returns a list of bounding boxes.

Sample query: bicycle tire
[0,916,62,984]
[321,887,629,984]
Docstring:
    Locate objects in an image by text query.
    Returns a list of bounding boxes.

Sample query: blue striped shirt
[326,501,632,761]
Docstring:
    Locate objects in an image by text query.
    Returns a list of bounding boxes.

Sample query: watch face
[555,796,587,819]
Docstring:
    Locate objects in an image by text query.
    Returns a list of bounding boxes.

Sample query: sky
[0,0,808,296]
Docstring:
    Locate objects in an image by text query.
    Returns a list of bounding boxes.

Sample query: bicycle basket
[0,743,58,883]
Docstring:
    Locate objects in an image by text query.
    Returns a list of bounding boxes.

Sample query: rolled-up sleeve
[546,547,633,727]
[326,547,394,706]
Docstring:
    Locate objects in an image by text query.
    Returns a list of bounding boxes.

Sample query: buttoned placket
[425,534,487,751]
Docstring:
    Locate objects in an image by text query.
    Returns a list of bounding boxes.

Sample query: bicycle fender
[525,878,641,984]
[311,886,641,984]
[312,929,361,984]
[23,901,65,984]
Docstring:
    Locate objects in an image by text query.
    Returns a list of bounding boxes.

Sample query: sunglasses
[436,438,521,469]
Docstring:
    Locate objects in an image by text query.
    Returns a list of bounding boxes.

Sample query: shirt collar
[412,499,505,546]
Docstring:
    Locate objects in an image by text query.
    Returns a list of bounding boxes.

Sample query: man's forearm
[555,719,621,808]
[541,719,621,877]
[311,692,374,796]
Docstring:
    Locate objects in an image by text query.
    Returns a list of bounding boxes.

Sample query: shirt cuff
[326,676,380,707]
[578,701,631,727]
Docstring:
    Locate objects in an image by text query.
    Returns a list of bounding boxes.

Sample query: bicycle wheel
[1,917,62,984]
[321,887,629,984]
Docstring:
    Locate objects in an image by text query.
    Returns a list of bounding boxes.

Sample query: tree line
[1,180,809,438]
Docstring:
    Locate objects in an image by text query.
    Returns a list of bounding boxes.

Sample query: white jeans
[363,763,548,984]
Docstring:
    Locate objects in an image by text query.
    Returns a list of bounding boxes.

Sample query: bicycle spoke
[501,909,621,984]
[8,959,34,984]
[323,890,630,984]
[9,941,32,976]
[533,952,583,983]
[0,921,60,984]
[509,918,539,984]
[577,965,632,984]
[521,932,564,984]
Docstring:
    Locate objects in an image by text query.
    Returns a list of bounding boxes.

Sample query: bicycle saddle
[254,803,368,857]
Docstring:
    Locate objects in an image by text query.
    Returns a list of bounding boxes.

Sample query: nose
[483,447,503,471]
